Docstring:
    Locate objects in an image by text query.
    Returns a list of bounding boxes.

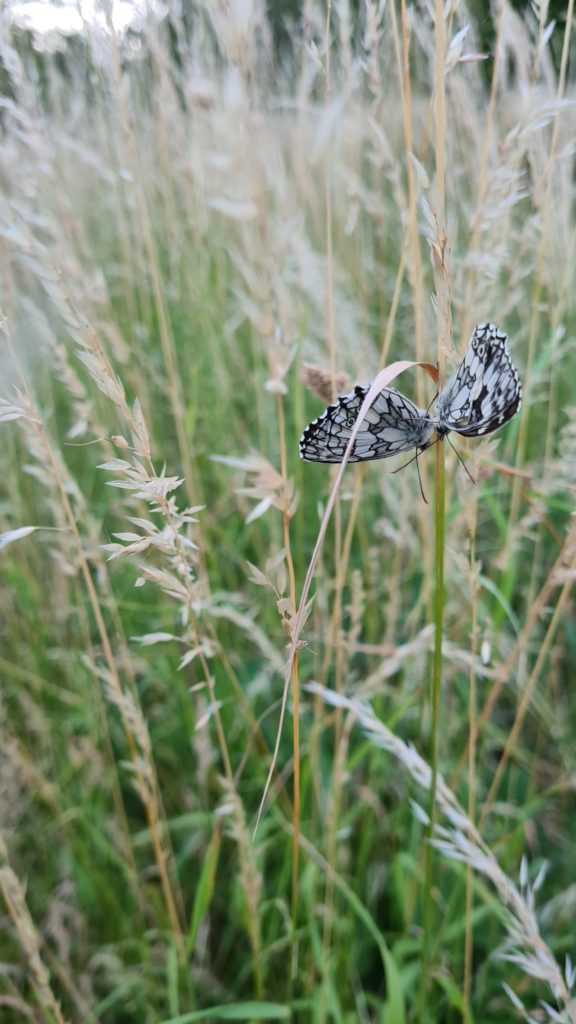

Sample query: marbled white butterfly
[299,323,522,464]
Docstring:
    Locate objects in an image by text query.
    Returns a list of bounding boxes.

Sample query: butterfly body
[299,323,522,464]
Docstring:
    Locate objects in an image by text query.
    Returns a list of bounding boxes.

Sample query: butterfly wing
[300,385,434,463]
[435,323,522,438]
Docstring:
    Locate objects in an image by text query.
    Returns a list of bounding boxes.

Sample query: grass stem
[418,434,446,1017]
[464,500,479,1005]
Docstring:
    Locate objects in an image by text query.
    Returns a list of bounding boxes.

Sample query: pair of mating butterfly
[299,323,522,470]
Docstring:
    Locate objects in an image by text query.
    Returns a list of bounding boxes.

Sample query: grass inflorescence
[1,1,576,1021]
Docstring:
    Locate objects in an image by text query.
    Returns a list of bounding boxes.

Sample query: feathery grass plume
[0,335,186,950]
[300,363,351,404]
[308,684,576,1023]
[0,839,69,1024]
[217,777,264,996]
[1,0,575,1017]
[1,196,266,982]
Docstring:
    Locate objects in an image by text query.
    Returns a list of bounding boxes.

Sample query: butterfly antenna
[446,436,476,484]
[416,450,428,504]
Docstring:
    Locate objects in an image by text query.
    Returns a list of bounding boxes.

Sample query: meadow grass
[1,1,576,1021]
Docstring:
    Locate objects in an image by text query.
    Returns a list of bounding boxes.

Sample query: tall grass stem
[418,433,446,1017]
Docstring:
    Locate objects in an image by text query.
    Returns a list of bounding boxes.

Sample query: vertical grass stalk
[418,436,446,1017]
[464,501,479,1004]
[418,0,448,1008]
[274,390,301,980]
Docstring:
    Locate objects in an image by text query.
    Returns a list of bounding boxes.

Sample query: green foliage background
[1,2,576,1022]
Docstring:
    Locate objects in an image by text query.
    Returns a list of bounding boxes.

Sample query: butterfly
[299,322,522,464]
[299,385,435,463]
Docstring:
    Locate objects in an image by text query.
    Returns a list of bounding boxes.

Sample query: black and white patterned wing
[435,323,522,438]
[299,385,434,463]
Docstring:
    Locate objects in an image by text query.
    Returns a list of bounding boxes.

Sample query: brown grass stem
[0,840,70,1024]
[418,1,449,1007]
[452,517,576,790]
[509,0,573,533]
[105,24,198,511]
[480,538,576,826]
[274,390,301,974]
[255,360,434,834]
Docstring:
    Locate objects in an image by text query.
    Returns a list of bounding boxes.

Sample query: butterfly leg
[415,450,428,504]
